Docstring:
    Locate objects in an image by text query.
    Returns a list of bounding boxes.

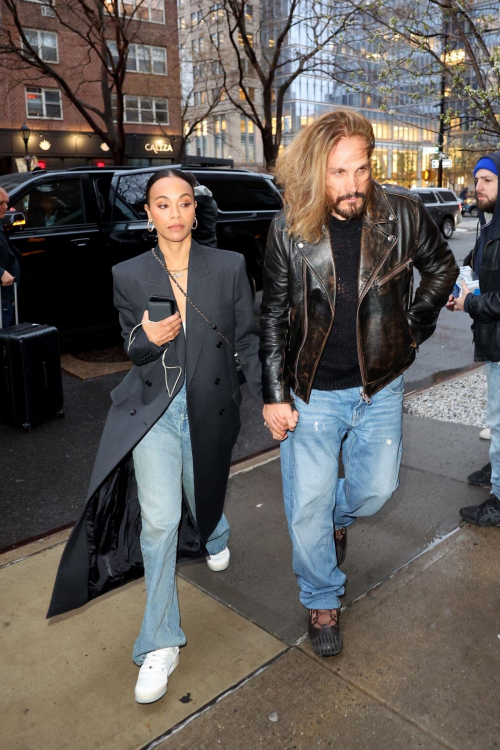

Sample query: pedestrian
[446,154,500,527]
[193,180,218,248]
[47,168,262,703]
[0,187,21,327]
[260,110,457,657]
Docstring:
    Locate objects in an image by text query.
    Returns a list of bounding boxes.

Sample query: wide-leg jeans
[280,376,404,611]
[131,382,230,665]
[485,362,500,500]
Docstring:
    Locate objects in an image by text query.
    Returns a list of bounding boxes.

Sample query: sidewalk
[1,405,499,749]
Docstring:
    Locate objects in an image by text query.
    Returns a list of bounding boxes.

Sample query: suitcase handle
[0,279,19,329]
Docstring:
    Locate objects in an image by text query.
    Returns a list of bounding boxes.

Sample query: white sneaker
[480,427,491,440]
[206,546,230,572]
[135,647,179,704]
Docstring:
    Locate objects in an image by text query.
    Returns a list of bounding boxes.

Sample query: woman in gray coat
[47,169,262,704]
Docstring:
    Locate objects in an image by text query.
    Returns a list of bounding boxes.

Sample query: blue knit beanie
[474,157,498,177]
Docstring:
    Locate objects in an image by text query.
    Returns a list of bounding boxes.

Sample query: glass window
[417,192,438,205]
[112,95,169,124]
[12,179,85,228]
[240,117,256,162]
[438,190,459,203]
[113,173,152,221]
[25,87,62,119]
[197,177,281,212]
[120,0,165,23]
[109,42,167,75]
[214,115,227,158]
[23,29,58,63]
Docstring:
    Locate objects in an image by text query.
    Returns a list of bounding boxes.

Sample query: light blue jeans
[280,376,404,610]
[131,382,230,665]
[485,362,500,500]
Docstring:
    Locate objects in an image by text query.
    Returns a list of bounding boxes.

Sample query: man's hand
[446,281,471,312]
[263,403,299,442]
[142,309,182,346]
[1,270,14,286]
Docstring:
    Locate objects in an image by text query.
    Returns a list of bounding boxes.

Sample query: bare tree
[209,0,360,168]
[0,0,169,164]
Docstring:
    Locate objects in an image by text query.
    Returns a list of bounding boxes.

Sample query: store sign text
[145,142,173,154]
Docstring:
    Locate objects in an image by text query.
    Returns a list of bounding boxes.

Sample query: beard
[477,195,496,214]
[329,185,370,221]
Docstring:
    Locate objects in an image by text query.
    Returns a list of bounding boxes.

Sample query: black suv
[410,187,462,239]
[0,166,282,343]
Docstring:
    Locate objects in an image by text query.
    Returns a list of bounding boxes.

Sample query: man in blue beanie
[447,153,500,526]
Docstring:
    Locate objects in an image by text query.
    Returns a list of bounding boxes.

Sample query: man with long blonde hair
[260,110,457,657]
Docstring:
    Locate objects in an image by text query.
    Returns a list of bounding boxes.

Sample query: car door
[417,191,442,226]
[9,175,100,332]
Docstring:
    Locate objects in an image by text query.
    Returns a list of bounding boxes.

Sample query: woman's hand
[263,403,299,441]
[142,310,182,346]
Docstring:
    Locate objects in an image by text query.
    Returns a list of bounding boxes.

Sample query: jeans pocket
[386,375,405,395]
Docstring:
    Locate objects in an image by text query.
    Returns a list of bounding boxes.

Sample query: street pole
[20,124,31,173]
[438,33,448,189]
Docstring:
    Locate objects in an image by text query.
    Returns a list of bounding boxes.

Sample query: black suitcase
[0,285,64,431]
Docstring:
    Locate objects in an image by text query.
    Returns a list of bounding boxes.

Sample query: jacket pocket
[375,259,412,287]
[110,381,131,406]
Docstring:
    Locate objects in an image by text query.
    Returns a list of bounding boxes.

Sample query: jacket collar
[364,181,398,226]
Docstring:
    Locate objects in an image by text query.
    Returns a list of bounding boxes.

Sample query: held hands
[142,309,182,346]
[263,403,299,442]
[1,270,14,286]
[445,281,471,312]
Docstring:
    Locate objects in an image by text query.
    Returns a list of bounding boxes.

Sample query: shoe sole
[206,555,230,572]
[467,478,491,488]
[310,633,343,657]
[135,652,180,704]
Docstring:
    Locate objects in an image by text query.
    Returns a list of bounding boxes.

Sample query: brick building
[0,0,182,173]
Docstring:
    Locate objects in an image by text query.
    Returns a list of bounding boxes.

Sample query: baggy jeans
[485,362,500,500]
[280,376,404,611]
[131,382,230,665]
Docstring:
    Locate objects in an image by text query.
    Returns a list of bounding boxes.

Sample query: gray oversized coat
[48,241,261,617]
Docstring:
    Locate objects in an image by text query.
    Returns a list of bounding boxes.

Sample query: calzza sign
[145,142,173,154]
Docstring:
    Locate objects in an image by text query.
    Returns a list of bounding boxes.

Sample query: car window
[437,190,458,203]
[194,176,282,212]
[92,175,114,220]
[113,173,151,221]
[417,192,438,205]
[12,179,86,228]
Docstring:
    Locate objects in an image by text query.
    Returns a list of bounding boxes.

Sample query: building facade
[0,0,182,173]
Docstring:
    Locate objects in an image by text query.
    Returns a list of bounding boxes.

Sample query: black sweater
[313,214,363,391]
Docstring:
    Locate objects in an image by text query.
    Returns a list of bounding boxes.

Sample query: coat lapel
[358,182,399,300]
[296,232,335,310]
[185,241,214,389]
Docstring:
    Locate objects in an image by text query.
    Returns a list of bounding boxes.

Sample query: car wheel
[469,206,479,217]
[441,217,454,239]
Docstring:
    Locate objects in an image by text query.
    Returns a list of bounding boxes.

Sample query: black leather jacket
[464,232,500,362]
[260,181,458,403]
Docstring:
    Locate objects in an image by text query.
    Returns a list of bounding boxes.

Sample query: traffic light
[422,169,434,181]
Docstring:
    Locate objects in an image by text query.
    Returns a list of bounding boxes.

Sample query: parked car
[0,166,282,345]
[464,201,479,217]
[410,187,462,239]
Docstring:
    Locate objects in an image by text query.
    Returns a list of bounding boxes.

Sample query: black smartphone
[148,295,178,322]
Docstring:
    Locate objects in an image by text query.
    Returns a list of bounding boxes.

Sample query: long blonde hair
[274,110,375,244]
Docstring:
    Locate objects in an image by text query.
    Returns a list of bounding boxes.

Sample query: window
[246,4,253,19]
[23,29,58,63]
[238,32,253,47]
[417,191,438,205]
[240,117,255,162]
[198,176,282,212]
[109,42,167,75]
[112,95,169,124]
[210,3,224,19]
[191,37,205,55]
[214,115,227,158]
[211,31,224,47]
[12,179,85,228]
[239,86,254,100]
[194,120,208,156]
[268,37,275,48]
[113,173,152,221]
[25,86,62,119]
[193,90,208,106]
[437,190,459,203]
[212,60,222,76]
[179,17,186,29]
[121,0,165,23]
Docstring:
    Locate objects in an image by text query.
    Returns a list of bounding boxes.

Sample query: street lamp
[20,123,31,172]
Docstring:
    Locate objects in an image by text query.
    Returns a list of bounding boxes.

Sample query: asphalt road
[0,216,480,549]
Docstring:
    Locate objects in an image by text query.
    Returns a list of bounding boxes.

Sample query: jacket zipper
[294,260,309,386]
[374,259,412,288]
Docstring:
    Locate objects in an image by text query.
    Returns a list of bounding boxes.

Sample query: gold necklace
[165,267,188,278]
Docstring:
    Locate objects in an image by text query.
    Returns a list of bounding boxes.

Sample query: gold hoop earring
[147,219,154,232]
[192,215,198,230]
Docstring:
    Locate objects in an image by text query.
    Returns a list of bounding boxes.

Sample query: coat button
[215,378,220,385]
[145,381,152,387]
[130,409,136,415]
[217,342,223,348]
[219,409,225,415]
